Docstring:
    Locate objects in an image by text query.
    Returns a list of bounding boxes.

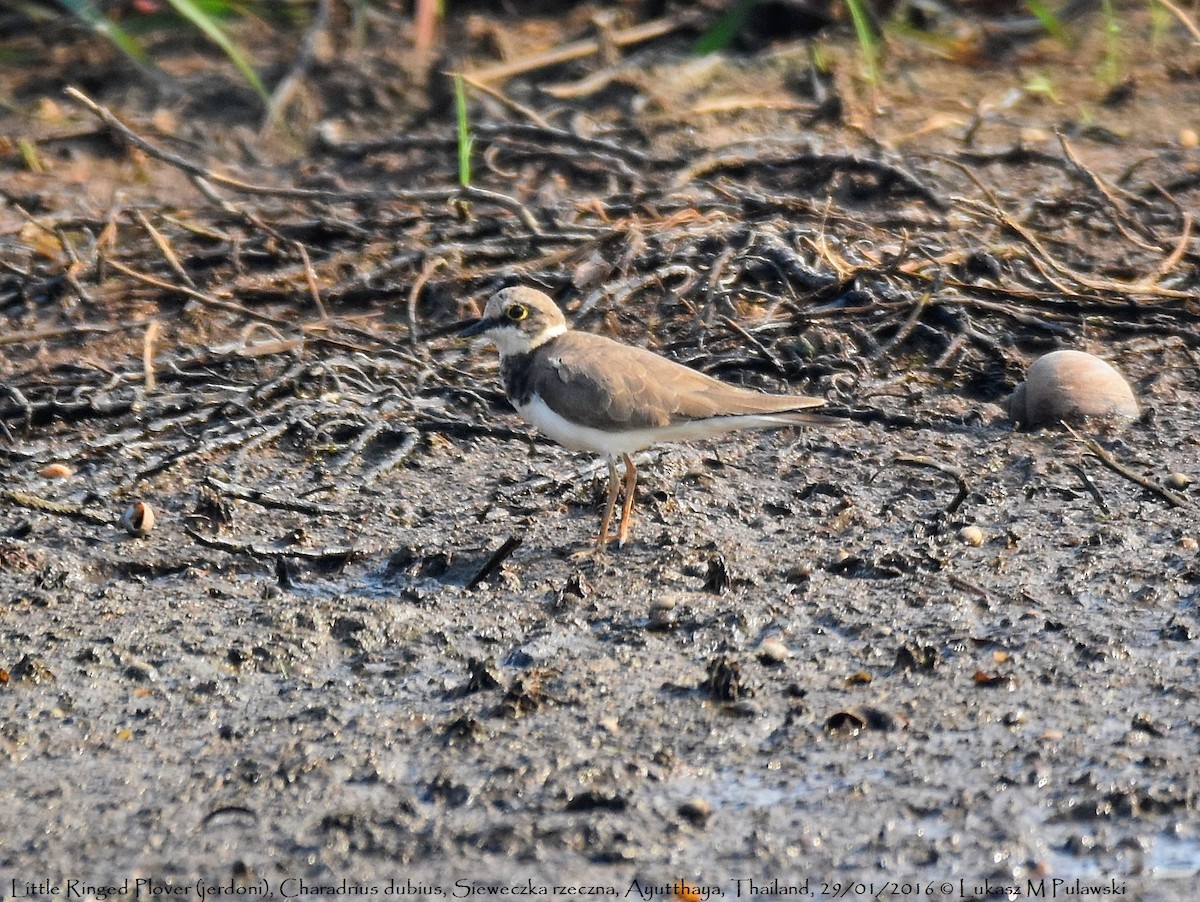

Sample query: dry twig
[1063,424,1190,509]
[464,16,683,84]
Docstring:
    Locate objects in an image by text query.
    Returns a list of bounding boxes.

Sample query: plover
[460,287,831,551]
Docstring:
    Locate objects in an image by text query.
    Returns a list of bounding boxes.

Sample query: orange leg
[594,459,622,551]
[616,453,637,546]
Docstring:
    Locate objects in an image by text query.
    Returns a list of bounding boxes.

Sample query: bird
[459,286,831,552]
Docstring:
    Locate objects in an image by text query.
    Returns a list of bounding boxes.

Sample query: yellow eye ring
[506,304,528,322]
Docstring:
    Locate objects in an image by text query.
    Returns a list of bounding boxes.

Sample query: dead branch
[463,16,685,84]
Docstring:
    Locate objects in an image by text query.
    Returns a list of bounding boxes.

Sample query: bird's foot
[569,529,622,560]
[570,543,606,561]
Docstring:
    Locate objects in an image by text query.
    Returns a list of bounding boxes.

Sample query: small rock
[650,596,676,613]
[894,643,940,671]
[11,654,55,683]
[702,655,751,702]
[958,525,985,547]
[702,554,733,595]
[1165,473,1192,491]
[39,463,73,479]
[825,706,905,735]
[756,637,791,665]
[647,596,678,631]
[678,797,713,825]
[121,501,156,538]
[784,562,814,582]
[1008,350,1138,428]
[124,662,157,683]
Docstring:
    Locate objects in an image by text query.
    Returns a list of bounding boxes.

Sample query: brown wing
[531,332,823,431]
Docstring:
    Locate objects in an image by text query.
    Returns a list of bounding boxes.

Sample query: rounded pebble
[1165,473,1192,491]
[757,637,791,665]
[647,596,678,631]
[1008,350,1138,428]
[959,525,985,547]
[121,501,156,538]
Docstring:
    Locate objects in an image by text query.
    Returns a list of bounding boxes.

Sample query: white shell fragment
[757,636,791,665]
[1008,350,1139,428]
[121,501,156,538]
[958,525,985,547]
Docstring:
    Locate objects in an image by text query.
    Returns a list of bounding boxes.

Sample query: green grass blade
[54,0,150,64]
[454,73,473,188]
[844,0,880,82]
[1096,0,1123,87]
[1024,0,1069,42]
[694,0,757,55]
[164,0,269,103]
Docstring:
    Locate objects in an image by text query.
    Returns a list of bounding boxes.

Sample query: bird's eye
[506,304,528,322]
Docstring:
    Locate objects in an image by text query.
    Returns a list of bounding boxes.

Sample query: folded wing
[534,332,826,431]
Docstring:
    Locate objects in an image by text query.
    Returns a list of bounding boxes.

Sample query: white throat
[490,322,567,357]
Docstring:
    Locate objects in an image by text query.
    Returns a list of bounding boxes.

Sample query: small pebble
[39,463,73,479]
[121,501,156,538]
[785,561,814,582]
[1180,128,1199,149]
[1177,537,1198,552]
[677,797,713,825]
[647,596,677,631]
[959,525,985,547]
[1165,473,1192,491]
[757,637,791,665]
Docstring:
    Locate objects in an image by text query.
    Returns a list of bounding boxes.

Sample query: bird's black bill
[458,318,493,338]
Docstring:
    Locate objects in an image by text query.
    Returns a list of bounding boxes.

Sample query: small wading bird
[459,287,832,552]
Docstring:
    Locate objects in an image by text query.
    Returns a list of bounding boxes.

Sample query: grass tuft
[52,0,267,104]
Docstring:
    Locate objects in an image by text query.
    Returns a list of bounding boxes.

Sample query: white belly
[514,395,796,459]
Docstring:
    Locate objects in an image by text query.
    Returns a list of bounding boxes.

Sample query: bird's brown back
[504,331,824,432]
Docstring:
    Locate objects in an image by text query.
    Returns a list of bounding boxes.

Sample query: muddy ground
[2,1,1200,898]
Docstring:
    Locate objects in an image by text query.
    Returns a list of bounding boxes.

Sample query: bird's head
[458,287,568,356]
